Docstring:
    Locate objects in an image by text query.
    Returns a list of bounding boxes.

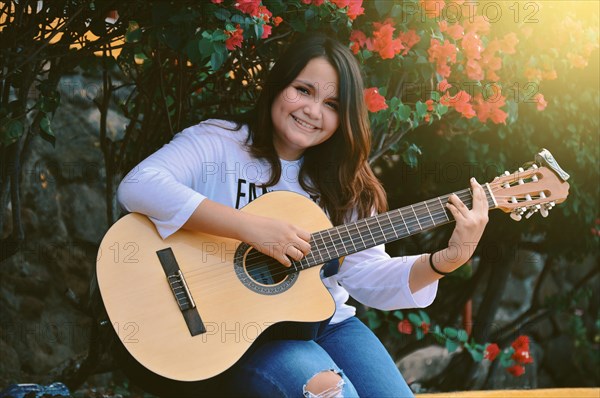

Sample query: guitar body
[97,191,336,382]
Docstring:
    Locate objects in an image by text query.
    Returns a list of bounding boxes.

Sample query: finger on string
[471,178,487,212]
[448,193,469,216]
[287,246,305,261]
[299,229,312,243]
[446,202,466,222]
[297,238,312,255]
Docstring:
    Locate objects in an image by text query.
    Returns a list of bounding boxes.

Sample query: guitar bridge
[168,270,196,311]
[157,248,206,336]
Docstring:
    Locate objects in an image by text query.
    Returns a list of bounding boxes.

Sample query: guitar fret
[311,231,326,265]
[374,215,387,242]
[344,224,358,252]
[385,213,399,239]
[398,209,410,235]
[424,201,436,226]
[411,205,422,231]
[362,219,377,247]
[438,197,450,221]
[326,229,340,258]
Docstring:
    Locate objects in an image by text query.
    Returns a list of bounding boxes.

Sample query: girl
[116,33,489,397]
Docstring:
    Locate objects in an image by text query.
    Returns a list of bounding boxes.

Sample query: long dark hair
[231,33,386,225]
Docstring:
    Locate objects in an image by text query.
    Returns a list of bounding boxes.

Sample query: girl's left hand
[444,177,489,266]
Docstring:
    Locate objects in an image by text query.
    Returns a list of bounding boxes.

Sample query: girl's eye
[327,102,339,111]
[296,86,310,95]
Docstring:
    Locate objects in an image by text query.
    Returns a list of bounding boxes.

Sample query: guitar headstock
[488,149,570,221]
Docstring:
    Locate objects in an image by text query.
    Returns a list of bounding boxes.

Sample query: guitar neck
[295,184,497,270]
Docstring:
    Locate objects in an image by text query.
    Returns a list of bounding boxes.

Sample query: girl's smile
[271,57,340,160]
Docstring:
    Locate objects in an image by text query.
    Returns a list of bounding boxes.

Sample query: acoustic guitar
[96,149,570,382]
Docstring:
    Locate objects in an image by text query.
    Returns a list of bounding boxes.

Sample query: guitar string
[181,190,481,289]
[185,176,535,276]
[184,188,479,274]
[181,185,522,288]
[180,180,540,288]
[180,196,461,291]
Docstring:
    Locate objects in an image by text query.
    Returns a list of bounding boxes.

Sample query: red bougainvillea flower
[534,93,548,111]
[484,343,500,361]
[367,21,404,59]
[512,349,534,364]
[462,32,482,60]
[466,59,484,81]
[235,0,262,17]
[349,30,367,54]
[419,0,445,18]
[330,0,350,9]
[364,88,388,112]
[512,335,530,352]
[438,79,452,92]
[507,364,525,377]
[398,319,413,334]
[273,16,283,27]
[258,5,272,22]
[346,0,365,20]
[225,25,244,51]
[261,24,272,39]
[441,90,476,119]
[439,21,464,41]
[428,39,457,78]
[567,53,588,69]
[211,0,224,3]
[420,322,430,334]
[398,30,421,55]
[473,92,508,124]
[303,0,325,6]
[425,99,434,112]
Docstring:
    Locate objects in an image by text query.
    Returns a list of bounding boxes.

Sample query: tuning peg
[525,205,541,219]
[510,211,522,221]
[540,207,549,217]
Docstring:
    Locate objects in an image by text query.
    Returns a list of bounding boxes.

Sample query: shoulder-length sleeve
[116,123,224,239]
[334,245,438,310]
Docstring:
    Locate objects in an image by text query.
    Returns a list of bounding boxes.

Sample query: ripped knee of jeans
[303,369,345,398]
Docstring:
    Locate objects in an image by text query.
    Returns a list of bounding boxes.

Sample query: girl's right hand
[238,214,312,267]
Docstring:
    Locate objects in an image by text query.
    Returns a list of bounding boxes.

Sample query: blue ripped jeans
[223,316,415,397]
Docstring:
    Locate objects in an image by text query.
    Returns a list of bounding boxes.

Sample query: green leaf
[393,310,404,320]
[366,311,382,330]
[443,327,458,339]
[430,91,441,102]
[125,21,142,43]
[397,104,411,121]
[231,14,246,25]
[469,348,484,362]
[446,339,459,353]
[0,118,24,146]
[375,0,394,17]
[408,312,422,325]
[214,8,231,21]
[416,101,428,118]
[416,328,424,340]
[210,44,228,71]
[419,310,430,324]
[457,329,469,342]
[39,115,56,146]
[402,143,422,168]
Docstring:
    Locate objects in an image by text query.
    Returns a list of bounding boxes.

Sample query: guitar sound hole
[244,249,289,286]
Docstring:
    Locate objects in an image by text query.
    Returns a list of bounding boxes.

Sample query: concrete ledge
[416,388,599,398]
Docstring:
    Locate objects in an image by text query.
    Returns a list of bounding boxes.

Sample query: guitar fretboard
[293,185,496,271]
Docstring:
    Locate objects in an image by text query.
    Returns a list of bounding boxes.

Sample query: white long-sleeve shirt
[117,119,438,324]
